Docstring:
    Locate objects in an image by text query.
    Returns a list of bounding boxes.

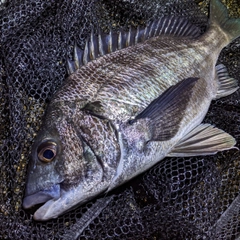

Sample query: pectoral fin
[168,124,237,157]
[131,77,199,141]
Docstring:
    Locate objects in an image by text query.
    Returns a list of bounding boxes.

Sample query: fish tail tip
[210,0,240,43]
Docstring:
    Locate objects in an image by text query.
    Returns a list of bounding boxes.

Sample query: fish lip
[33,199,58,221]
[22,184,61,209]
[32,187,75,221]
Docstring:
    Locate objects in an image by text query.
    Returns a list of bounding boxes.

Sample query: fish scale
[83,42,206,121]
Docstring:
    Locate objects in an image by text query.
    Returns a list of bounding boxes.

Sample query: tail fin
[210,0,240,43]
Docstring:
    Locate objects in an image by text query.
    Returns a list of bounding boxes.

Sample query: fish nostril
[128,120,134,125]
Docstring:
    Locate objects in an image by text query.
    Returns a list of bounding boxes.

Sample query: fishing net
[0,0,239,239]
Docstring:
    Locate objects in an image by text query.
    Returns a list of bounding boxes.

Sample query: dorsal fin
[67,16,201,74]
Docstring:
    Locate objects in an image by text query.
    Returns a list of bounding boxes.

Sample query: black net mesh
[0,0,239,239]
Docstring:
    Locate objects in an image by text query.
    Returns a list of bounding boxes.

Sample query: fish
[23,0,240,221]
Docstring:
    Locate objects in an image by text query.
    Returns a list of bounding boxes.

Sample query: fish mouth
[23,181,109,221]
[23,183,84,221]
[22,184,61,210]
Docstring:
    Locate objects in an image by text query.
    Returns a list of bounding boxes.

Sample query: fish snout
[22,184,61,209]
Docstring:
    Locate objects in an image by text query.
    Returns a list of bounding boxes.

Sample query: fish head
[23,102,120,221]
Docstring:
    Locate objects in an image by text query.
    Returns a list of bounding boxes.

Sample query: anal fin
[168,124,237,157]
[215,64,239,99]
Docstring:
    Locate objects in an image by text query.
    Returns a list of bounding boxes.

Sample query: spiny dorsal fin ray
[74,42,83,69]
[67,59,77,75]
[83,40,90,65]
[89,30,97,60]
[69,16,201,73]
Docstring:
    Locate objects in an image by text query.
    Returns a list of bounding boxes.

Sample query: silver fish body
[23,0,239,220]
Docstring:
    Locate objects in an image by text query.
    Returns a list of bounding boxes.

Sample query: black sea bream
[23,0,240,221]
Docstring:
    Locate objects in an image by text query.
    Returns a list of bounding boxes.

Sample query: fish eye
[37,141,57,163]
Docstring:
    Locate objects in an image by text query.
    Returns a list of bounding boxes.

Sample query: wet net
[0,0,239,239]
